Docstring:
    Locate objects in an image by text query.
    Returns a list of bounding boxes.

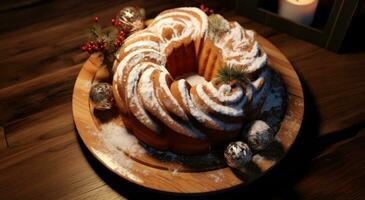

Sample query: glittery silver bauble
[90,82,114,110]
[246,120,274,151]
[117,6,145,32]
[224,141,252,169]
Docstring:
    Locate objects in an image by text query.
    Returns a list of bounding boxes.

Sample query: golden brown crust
[165,126,210,155]
[122,113,168,150]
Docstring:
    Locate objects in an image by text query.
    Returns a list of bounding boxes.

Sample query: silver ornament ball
[246,120,274,151]
[224,141,252,169]
[117,6,145,32]
[90,82,114,110]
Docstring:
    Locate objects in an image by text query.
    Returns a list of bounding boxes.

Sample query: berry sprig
[81,16,130,68]
[111,17,132,34]
[114,30,126,49]
[200,4,214,15]
[111,18,123,28]
[80,41,107,54]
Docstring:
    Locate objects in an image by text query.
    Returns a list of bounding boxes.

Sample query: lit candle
[279,0,319,26]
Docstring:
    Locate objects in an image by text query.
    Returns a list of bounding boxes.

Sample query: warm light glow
[285,0,317,6]
[279,0,319,25]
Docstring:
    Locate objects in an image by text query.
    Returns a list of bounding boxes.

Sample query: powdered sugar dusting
[171,168,179,176]
[206,82,243,104]
[93,122,146,157]
[87,122,147,182]
[126,62,161,132]
[259,71,287,133]
[212,20,267,73]
[87,122,227,178]
[159,71,188,120]
[196,84,244,117]
[91,148,143,183]
[207,169,225,183]
[178,80,242,131]
[185,73,207,86]
[124,40,160,52]
[138,68,205,139]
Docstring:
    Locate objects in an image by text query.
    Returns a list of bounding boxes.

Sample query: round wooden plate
[72,33,304,194]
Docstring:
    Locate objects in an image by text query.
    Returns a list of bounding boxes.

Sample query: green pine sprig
[89,25,119,54]
[83,21,126,69]
[103,28,119,55]
[214,65,250,86]
[88,24,103,41]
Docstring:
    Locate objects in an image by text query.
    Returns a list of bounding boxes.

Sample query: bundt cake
[112,7,272,155]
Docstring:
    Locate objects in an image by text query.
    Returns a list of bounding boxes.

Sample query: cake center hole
[165,42,204,81]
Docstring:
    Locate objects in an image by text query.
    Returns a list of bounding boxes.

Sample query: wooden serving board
[72,34,304,194]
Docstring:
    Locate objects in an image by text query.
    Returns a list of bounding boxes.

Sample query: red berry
[111,18,116,25]
[125,27,131,34]
[200,4,205,10]
[94,16,99,22]
[115,40,122,47]
[115,21,122,27]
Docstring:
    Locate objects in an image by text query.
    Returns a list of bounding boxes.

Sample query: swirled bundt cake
[112,7,272,155]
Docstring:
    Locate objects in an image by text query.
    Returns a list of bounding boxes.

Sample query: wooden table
[0,0,364,199]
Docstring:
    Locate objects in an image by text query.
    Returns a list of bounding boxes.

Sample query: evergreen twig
[89,24,103,41]
[214,65,250,86]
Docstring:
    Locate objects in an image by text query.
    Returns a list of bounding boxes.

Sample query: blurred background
[0,0,364,52]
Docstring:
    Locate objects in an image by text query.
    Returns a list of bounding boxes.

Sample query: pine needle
[89,24,102,41]
[214,65,249,86]
[104,28,119,54]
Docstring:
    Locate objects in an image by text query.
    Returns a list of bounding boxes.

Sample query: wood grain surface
[0,0,364,199]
